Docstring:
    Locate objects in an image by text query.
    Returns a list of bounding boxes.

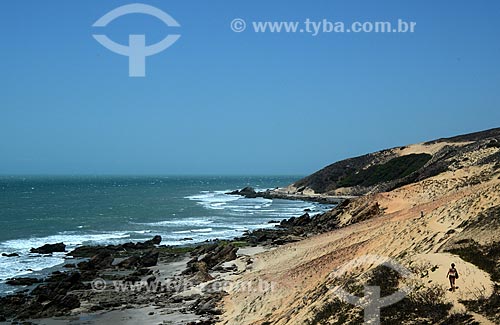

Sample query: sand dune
[220,142,500,324]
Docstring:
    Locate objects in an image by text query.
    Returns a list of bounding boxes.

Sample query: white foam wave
[0,232,132,282]
[189,228,213,233]
[1,232,130,251]
[134,218,214,227]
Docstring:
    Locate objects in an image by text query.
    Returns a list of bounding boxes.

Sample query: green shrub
[337,154,432,188]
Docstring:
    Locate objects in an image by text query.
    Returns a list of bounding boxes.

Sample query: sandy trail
[412,253,493,305]
[412,253,497,325]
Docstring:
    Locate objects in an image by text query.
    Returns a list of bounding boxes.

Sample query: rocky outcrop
[30,242,66,254]
[0,271,86,320]
[5,277,42,286]
[280,213,311,227]
[68,235,162,258]
[183,243,238,285]
[116,251,159,269]
[0,236,169,322]
[226,186,258,198]
[77,251,114,271]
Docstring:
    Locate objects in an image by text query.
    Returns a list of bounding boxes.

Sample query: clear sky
[1,0,499,175]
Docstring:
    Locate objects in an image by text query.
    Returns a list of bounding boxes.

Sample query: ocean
[0,176,333,294]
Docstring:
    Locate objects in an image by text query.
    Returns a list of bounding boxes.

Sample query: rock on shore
[30,242,66,254]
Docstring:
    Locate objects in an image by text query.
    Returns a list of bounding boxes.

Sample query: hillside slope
[290,127,500,196]
[220,127,500,324]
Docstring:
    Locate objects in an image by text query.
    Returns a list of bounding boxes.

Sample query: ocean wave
[0,232,132,282]
[0,232,130,251]
[133,218,214,227]
[172,227,213,234]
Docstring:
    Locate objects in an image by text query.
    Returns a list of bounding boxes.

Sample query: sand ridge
[220,154,500,324]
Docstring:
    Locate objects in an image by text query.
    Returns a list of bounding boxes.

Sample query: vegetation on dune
[462,285,500,322]
[446,234,500,322]
[447,206,500,282]
[337,154,432,188]
[308,265,474,325]
[447,240,500,282]
[293,128,500,195]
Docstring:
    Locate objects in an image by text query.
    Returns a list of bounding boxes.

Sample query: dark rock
[280,213,311,227]
[0,272,86,320]
[77,251,113,271]
[30,243,66,254]
[193,295,223,315]
[184,243,238,285]
[148,235,162,245]
[125,235,162,250]
[5,277,42,286]
[227,186,258,198]
[68,236,162,258]
[116,256,141,269]
[116,251,158,269]
[89,304,105,311]
[89,252,113,269]
[139,251,159,267]
[58,294,80,310]
[31,272,85,299]
[2,252,19,257]
[123,275,141,283]
[67,245,117,258]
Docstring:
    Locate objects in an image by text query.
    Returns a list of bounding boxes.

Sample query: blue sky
[1,0,499,175]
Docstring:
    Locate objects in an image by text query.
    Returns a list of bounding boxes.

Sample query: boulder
[116,251,158,269]
[227,186,258,198]
[57,294,80,310]
[2,253,19,257]
[77,251,113,271]
[280,213,311,227]
[139,251,159,267]
[116,256,141,269]
[122,235,162,250]
[30,243,66,254]
[89,251,113,269]
[148,235,162,245]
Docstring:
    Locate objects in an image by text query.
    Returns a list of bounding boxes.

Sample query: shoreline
[0,188,336,324]
[0,185,337,291]
[228,186,354,204]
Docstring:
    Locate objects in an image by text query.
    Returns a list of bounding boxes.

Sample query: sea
[0,176,333,294]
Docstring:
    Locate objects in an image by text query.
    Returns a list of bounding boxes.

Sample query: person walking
[446,263,459,291]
